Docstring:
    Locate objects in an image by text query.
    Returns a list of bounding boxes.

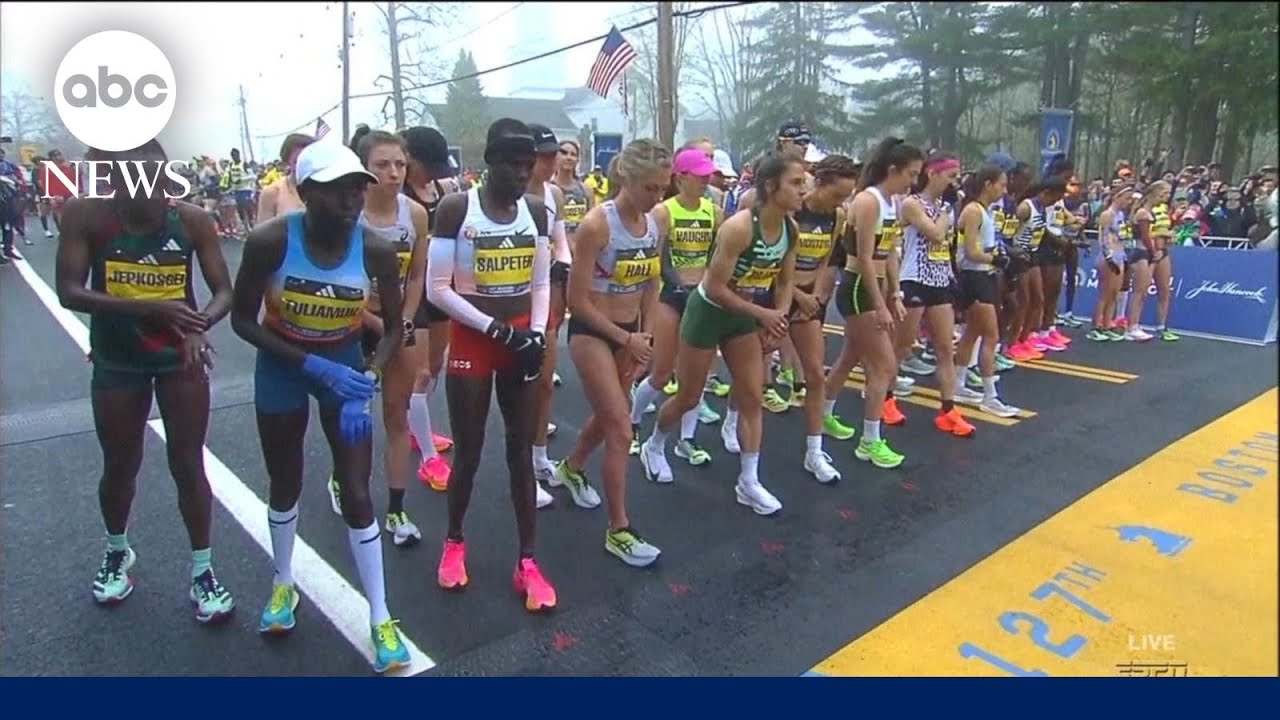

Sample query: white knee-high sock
[348,521,391,625]
[408,393,436,460]
[268,503,298,586]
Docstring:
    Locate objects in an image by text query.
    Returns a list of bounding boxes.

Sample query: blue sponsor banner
[1068,245,1278,344]
[593,133,622,173]
[1039,108,1073,176]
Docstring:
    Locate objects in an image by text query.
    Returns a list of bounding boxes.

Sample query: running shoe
[762,387,789,413]
[417,455,450,492]
[901,356,936,376]
[934,408,976,437]
[640,438,675,484]
[788,385,807,408]
[550,459,603,507]
[1037,333,1067,352]
[1086,328,1110,342]
[552,371,562,387]
[855,438,905,469]
[882,397,906,426]
[704,375,731,397]
[674,439,712,466]
[954,386,985,405]
[629,424,642,456]
[823,413,856,441]
[412,432,454,454]
[512,558,557,612]
[547,422,557,437]
[1114,317,1129,330]
[92,547,137,604]
[437,539,468,589]
[1105,329,1126,342]
[258,583,300,633]
[190,569,235,624]
[663,379,679,395]
[994,352,1016,371]
[1125,328,1154,342]
[735,478,782,515]
[775,366,795,387]
[1158,328,1180,342]
[980,396,1020,418]
[697,397,721,424]
[536,482,554,509]
[371,619,411,673]
[533,454,557,485]
[894,375,916,397]
[605,527,662,567]
[1047,328,1072,346]
[804,450,841,484]
[385,512,422,547]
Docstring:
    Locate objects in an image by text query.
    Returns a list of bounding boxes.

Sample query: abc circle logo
[54,30,176,152]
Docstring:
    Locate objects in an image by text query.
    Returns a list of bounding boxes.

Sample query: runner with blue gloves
[230,140,412,673]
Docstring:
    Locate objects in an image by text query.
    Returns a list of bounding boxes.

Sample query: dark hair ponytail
[1018,176,1067,203]
[860,136,925,191]
[753,149,803,206]
[912,150,958,194]
[962,164,1006,210]
[348,124,371,154]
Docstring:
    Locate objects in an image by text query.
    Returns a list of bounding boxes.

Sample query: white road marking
[12,256,436,676]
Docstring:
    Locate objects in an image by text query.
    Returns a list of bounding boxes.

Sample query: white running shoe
[720,420,740,454]
[954,387,985,405]
[980,396,1020,418]
[640,438,675,484]
[536,482,554,509]
[804,451,841,484]
[735,478,782,515]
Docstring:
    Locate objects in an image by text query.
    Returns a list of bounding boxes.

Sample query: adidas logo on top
[138,254,159,265]
[163,238,182,252]
[499,237,516,250]
[317,285,337,298]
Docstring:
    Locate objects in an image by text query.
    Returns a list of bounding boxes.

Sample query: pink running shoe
[418,455,451,492]
[1048,328,1072,346]
[438,539,468,589]
[512,558,557,612]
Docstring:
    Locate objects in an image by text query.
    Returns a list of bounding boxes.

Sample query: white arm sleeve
[550,219,572,264]
[529,234,552,334]
[426,236,494,333]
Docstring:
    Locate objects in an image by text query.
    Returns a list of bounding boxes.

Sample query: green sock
[192,548,212,579]
[106,532,129,552]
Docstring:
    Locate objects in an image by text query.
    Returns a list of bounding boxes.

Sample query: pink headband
[927,158,960,173]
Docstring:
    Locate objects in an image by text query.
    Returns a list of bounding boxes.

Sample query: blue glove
[338,399,373,445]
[302,355,376,401]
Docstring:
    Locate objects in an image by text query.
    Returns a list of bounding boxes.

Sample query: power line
[255,1,749,141]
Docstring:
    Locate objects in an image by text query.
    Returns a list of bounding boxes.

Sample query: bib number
[474,235,536,296]
[105,260,188,301]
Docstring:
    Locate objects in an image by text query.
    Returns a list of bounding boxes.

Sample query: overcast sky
[2,1,867,161]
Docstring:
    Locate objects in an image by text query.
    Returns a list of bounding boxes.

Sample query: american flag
[586,26,636,99]
[315,117,331,139]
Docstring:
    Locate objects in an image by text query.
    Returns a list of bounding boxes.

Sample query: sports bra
[592,200,660,295]
[847,186,900,263]
[360,194,415,283]
[793,203,839,273]
[263,212,369,344]
[450,187,538,298]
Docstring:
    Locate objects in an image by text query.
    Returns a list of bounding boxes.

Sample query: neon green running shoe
[855,438,905,469]
[1159,328,1180,342]
[258,583,300,634]
[704,375,731,398]
[372,619,411,673]
[663,379,679,395]
[823,413,856,441]
[762,387,789,413]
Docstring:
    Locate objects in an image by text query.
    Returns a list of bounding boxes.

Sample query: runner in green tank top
[640,150,804,515]
[55,139,237,624]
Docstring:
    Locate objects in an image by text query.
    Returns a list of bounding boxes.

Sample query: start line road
[2,234,1276,676]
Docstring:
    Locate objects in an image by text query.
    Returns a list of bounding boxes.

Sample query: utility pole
[341,1,352,142]
[386,2,406,130]
[656,1,675,151]
[237,85,255,164]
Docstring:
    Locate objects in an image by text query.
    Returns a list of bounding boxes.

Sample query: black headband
[484,134,535,164]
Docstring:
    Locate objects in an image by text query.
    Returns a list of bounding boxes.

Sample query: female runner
[641,150,803,515]
[426,119,557,611]
[56,139,235,623]
[1088,184,1136,341]
[1124,183,1165,342]
[231,140,411,672]
[1007,178,1067,358]
[556,139,668,566]
[1148,185,1179,341]
[821,137,922,469]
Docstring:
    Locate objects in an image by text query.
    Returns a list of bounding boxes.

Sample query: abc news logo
[47,30,191,200]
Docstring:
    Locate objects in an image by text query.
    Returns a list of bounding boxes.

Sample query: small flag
[316,117,331,139]
[586,26,636,99]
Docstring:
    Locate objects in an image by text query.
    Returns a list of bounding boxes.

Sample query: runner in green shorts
[639,150,804,515]
[56,139,237,623]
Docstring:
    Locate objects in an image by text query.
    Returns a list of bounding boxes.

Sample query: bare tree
[684,6,764,153]
[373,2,458,128]
[1,89,80,154]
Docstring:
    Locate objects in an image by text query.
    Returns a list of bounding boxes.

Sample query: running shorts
[835,271,878,317]
[1126,246,1152,264]
[680,290,758,349]
[901,280,955,309]
[447,314,530,377]
[417,300,449,327]
[1035,239,1067,267]
[789,282,829,323]
[957,270,999,309]
[91,364,186,392]
[567,316,640,354]
[659,283,694,315]
[255,338,364,414]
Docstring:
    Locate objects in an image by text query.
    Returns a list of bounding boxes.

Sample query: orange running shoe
[512,558,557,612]
[437,539,468,589]
[883,397,906,426]
[1048,328,1072,346]
[418,455,451,491]
[934,407,976,437]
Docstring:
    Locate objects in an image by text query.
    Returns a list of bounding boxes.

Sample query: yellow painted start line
[820,323,1139,385]
[811,388,1279,677]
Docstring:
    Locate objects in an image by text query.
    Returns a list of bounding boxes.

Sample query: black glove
[992,249,1010,269]
[486,321,546,382]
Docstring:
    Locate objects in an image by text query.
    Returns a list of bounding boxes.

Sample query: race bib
[1029,228,1045,249]
[275,276,365,339]
[563,200,587,227]
[1002,216,1021,238]
[396,251,412,280]
[670,218,713,270]
[927,234,951,262]
[737,265,780,291]
[795,227,833,271]
[104,246,188,301]
[473,232,536,296]
[876,225,902,255]
[611,247,660,291]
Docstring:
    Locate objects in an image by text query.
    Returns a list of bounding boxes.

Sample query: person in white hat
[231,139,414,673]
